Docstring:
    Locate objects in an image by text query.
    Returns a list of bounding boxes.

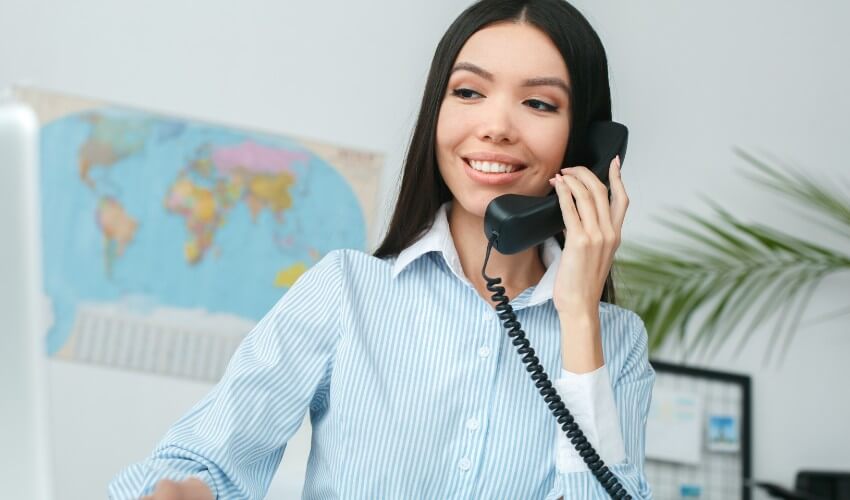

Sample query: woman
[110,0,654,498]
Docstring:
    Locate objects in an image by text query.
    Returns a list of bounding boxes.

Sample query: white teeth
[468,160,518,173]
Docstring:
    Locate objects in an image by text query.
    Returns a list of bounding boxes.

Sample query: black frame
[649,359,753,500]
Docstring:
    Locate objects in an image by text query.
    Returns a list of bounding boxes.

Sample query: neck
[447,201,546,294]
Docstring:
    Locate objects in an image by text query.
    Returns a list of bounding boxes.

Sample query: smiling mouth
[464,158,528,174]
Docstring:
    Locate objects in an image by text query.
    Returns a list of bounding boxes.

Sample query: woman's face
[436,22,572,219]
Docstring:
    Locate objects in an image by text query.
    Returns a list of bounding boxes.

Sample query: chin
[452,194,494,220]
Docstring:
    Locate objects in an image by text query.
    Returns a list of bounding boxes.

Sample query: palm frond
[616,198,850,363]
[734,148,850,239]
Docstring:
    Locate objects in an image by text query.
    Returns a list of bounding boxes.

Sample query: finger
[151,479,179,499]
[560,172,600,234]
[550,174,582,232]
[609,156,629,230]
[562,165,613,237]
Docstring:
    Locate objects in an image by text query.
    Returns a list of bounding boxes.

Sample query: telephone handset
[480,121,632,499]
[484,121,628,254]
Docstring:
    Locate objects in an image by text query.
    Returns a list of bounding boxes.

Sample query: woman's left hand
[548,156,628,317]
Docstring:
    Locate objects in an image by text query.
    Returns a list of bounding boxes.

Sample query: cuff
[553,365,626,473]
[108,460,216,499]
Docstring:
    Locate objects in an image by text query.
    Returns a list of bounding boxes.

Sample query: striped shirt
[109,203,654,499]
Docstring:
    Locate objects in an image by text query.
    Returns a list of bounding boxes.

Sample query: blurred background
[1,0,848,499]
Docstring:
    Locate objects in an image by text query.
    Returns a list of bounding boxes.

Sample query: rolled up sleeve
[546,311,655,499]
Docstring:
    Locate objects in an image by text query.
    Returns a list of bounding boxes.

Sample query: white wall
[2,1,848,499]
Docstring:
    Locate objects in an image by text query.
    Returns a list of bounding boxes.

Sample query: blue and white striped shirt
[109,203,654,499]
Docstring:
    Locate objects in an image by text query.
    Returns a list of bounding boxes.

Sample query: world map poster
[15,87,384,381]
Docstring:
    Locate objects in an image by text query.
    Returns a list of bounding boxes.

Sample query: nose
[477,101,517,144]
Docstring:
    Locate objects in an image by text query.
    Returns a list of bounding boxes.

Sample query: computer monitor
[0,98,53,499]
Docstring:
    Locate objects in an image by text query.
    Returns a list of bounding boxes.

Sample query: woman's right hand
[140,477,214,500]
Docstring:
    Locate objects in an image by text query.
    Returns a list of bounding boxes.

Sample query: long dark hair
[373,0,617,303]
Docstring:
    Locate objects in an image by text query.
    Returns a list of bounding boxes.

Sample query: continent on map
[212,141,304,222]
[274,262,308,288]
[165,141,308,265]
[164,176,224,264]
[78,114,150,187]
[96,197,138,277]
[245,173,295,222]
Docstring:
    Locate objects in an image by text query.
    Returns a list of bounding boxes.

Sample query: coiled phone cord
[481,238,631,500]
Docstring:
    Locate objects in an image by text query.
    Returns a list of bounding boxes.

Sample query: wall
[1,0,848,498]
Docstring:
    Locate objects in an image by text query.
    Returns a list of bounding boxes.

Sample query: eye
[451,88,484,100]
[525,99,559,113]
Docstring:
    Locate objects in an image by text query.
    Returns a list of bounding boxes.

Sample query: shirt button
[478,346,491,358]
[466,417,479,431]
[458,457,472,471]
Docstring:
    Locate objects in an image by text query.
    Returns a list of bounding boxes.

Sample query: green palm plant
[615,149,850,363]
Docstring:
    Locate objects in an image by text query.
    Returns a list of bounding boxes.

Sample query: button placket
[461,307,499,480]
[476,305,494,367]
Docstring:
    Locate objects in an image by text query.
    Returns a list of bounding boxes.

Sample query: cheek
[524,120,569,170]
[436,104,464,152]
[436,106,459,182]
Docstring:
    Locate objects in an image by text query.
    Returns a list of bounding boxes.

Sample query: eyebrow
[451,62,571,95]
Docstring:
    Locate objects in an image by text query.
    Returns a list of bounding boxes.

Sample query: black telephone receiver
[484,121,628,255]
[479,121,632,499]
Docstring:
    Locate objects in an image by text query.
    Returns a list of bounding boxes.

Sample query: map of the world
[18,88,383,379]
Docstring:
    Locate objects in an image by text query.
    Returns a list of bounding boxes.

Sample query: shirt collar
[392,201,561,307]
